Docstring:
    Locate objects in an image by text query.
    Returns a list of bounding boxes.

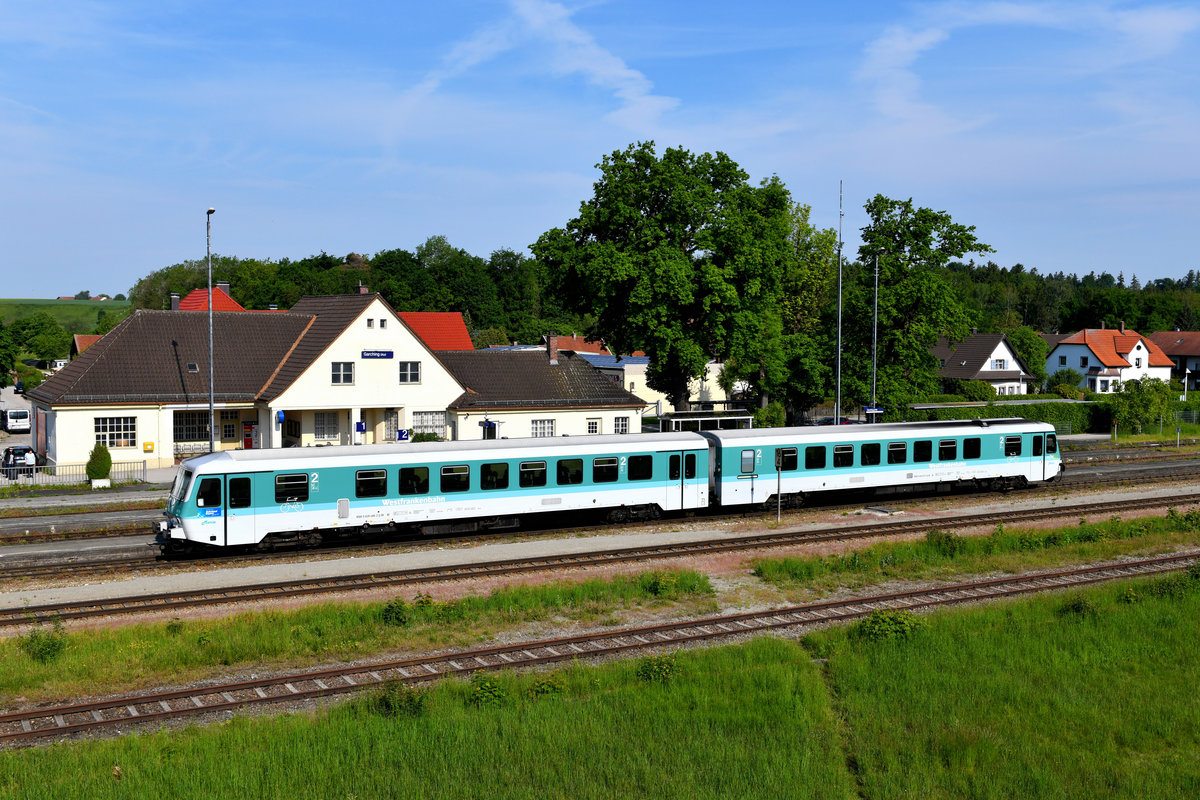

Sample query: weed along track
[2,550,1196,748]
[3,492,1199,626]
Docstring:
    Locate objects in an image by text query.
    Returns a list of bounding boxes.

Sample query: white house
[1044,325,1173,394]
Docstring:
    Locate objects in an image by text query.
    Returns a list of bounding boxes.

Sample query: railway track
[3,491,1199,627]
[2,549,1195,748]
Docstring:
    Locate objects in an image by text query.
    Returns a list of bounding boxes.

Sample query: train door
[1031,434,1045,481]
[665,451,702,511]
[224,473,257,546]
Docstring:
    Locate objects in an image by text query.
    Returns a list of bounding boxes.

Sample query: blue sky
[2,0,1198,299]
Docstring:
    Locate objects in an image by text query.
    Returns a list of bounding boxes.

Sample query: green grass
[0,637,853,800]
[805,569,1200,799]
[752,508,1200,597]
[2,571,1199,799]
[0,299,130,331]
[0,570,715,703]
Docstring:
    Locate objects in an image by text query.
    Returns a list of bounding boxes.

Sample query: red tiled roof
[178,287,246,312]
[398,312,474,351]
[72,334,102,356]
[1057,328,1173,368]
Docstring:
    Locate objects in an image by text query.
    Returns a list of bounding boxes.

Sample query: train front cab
[158,462,262,550]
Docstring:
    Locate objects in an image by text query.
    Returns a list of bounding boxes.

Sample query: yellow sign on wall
[144,442,155,452]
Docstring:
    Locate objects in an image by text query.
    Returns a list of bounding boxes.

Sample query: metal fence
[0,460,147,488]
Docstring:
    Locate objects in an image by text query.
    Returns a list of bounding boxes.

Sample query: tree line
[4,141,1197,417]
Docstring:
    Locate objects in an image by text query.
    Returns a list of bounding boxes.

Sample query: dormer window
[187,363,198,373]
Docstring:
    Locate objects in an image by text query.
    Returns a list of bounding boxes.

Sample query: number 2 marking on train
[310,472,319,490]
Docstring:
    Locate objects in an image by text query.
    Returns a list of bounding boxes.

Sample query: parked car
[812,416,860,426]
[2,446,44,479]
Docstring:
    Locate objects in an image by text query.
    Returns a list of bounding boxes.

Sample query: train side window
[833,445,854,468]
[684,453,697,479]
[861,443,881,466]
[670,455,681,480]
[229,477,252,509]
[400,467,429,495]
[440,465,470,493]
[805,446,826,470]
[964,438,981,459]
[519,461,546,488]
[628,455,653,481]
[1046,434,1058,454]
[275,473,309,503]
[481,462,509,490]
[939,440,957,461]
[197,477,221,508]
[887,442,907,464]
[355,469,387,498]
[1004,436,1022,457]
[1032,436,1043,457]
[740,450,755,474]
[593,457,619,483]
[778,447,798,471]
[557,459,583,485]
[913,440,932,463]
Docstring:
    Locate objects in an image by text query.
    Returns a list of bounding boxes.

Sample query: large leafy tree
[846,195,992,416]
[532,141,794,410]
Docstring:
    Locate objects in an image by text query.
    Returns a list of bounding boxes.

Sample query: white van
[3,408,30,434]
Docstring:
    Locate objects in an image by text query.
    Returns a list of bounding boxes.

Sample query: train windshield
[167,468,195,514]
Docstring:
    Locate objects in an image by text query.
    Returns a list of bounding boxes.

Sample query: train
[154,417,1061,554]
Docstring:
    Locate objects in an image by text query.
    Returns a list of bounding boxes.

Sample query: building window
[314,411,339,440]
[95,416,137,448]
[991,359,1006,370]
[1059,355,1067,366]
[332,362,354,384]
[399,362,421,383]
[1080,356,1088,368]
[587,418,600,435]
[367,319,374,329]
[172,411,207,443]
[222,423,237,440]
[1100,379,1109,392]
[380,318,387,328]
[285,418,301,438]
[613,417,630,434]
[411,411,445,437]
[1135,358,1142,368]
[531,419,555,438]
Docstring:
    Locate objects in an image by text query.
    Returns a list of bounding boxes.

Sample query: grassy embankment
[1,569,1198,799]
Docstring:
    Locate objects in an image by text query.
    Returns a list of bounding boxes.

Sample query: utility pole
[835,181,843,422]
[206,207,216,454]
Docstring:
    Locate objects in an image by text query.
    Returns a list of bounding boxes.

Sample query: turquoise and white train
[155,418,1061,553]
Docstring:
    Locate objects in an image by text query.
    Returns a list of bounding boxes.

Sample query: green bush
[379,598,410,627]
[372,682,428,717]
[952,380,995,402]
[526,673,566,699]
[753,402,786,428]
[853,609,926,642]
[469,674,507,707]
[85,441,112,480]
[1055,595,1097,618]
[925,530,965,558]
[17,620,67,663]
[635,652,680,684]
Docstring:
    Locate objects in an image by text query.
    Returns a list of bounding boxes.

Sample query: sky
[2,0,1198,299]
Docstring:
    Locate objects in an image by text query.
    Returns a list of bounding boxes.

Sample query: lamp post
[206,207,215,454]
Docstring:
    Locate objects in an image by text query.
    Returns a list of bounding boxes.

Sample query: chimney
[547,335,559,366]
[216,281,231,296]
[170,293,180,311]
[357,282,370,295]
[1119,320,1125,333]
[1100,321,1105,330]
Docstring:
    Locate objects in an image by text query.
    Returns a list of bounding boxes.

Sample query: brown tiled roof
[28,310,312,405]
[436,350,645,411]
[257,294,382,401]
[933,334,1031,381]
[1148,330,1200,357]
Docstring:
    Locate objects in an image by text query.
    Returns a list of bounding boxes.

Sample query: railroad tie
[497,653,515,663]
[53,715,65,727]
[473,657,489,666]
[341,675,356,686]
[422,664,438,674]
[254,688,268,698]
[284,683,299,694]
[447,661,463,671]
[395,668,410,678]
[313,679,327,690]
[544,647,560,656]
[126,706,139,717]
[369,671,383,681]
[20,720,31,733]
[191,697,204,708]
[221,693,236,703]
[568,643,586,651]
[91,710,105,722]
[158,701,172,713]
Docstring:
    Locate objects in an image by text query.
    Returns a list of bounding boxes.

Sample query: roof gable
[933,334,1030,380]
[178,287,246,312]
[1055,328,1172,368]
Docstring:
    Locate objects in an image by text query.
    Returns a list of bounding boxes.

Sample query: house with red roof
[1044,323,1172,393]
[174,283,248,312]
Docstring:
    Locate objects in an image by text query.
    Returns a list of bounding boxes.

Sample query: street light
[206,207,215,454]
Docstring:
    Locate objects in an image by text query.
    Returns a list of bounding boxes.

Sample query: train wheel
[607,507,631,524]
